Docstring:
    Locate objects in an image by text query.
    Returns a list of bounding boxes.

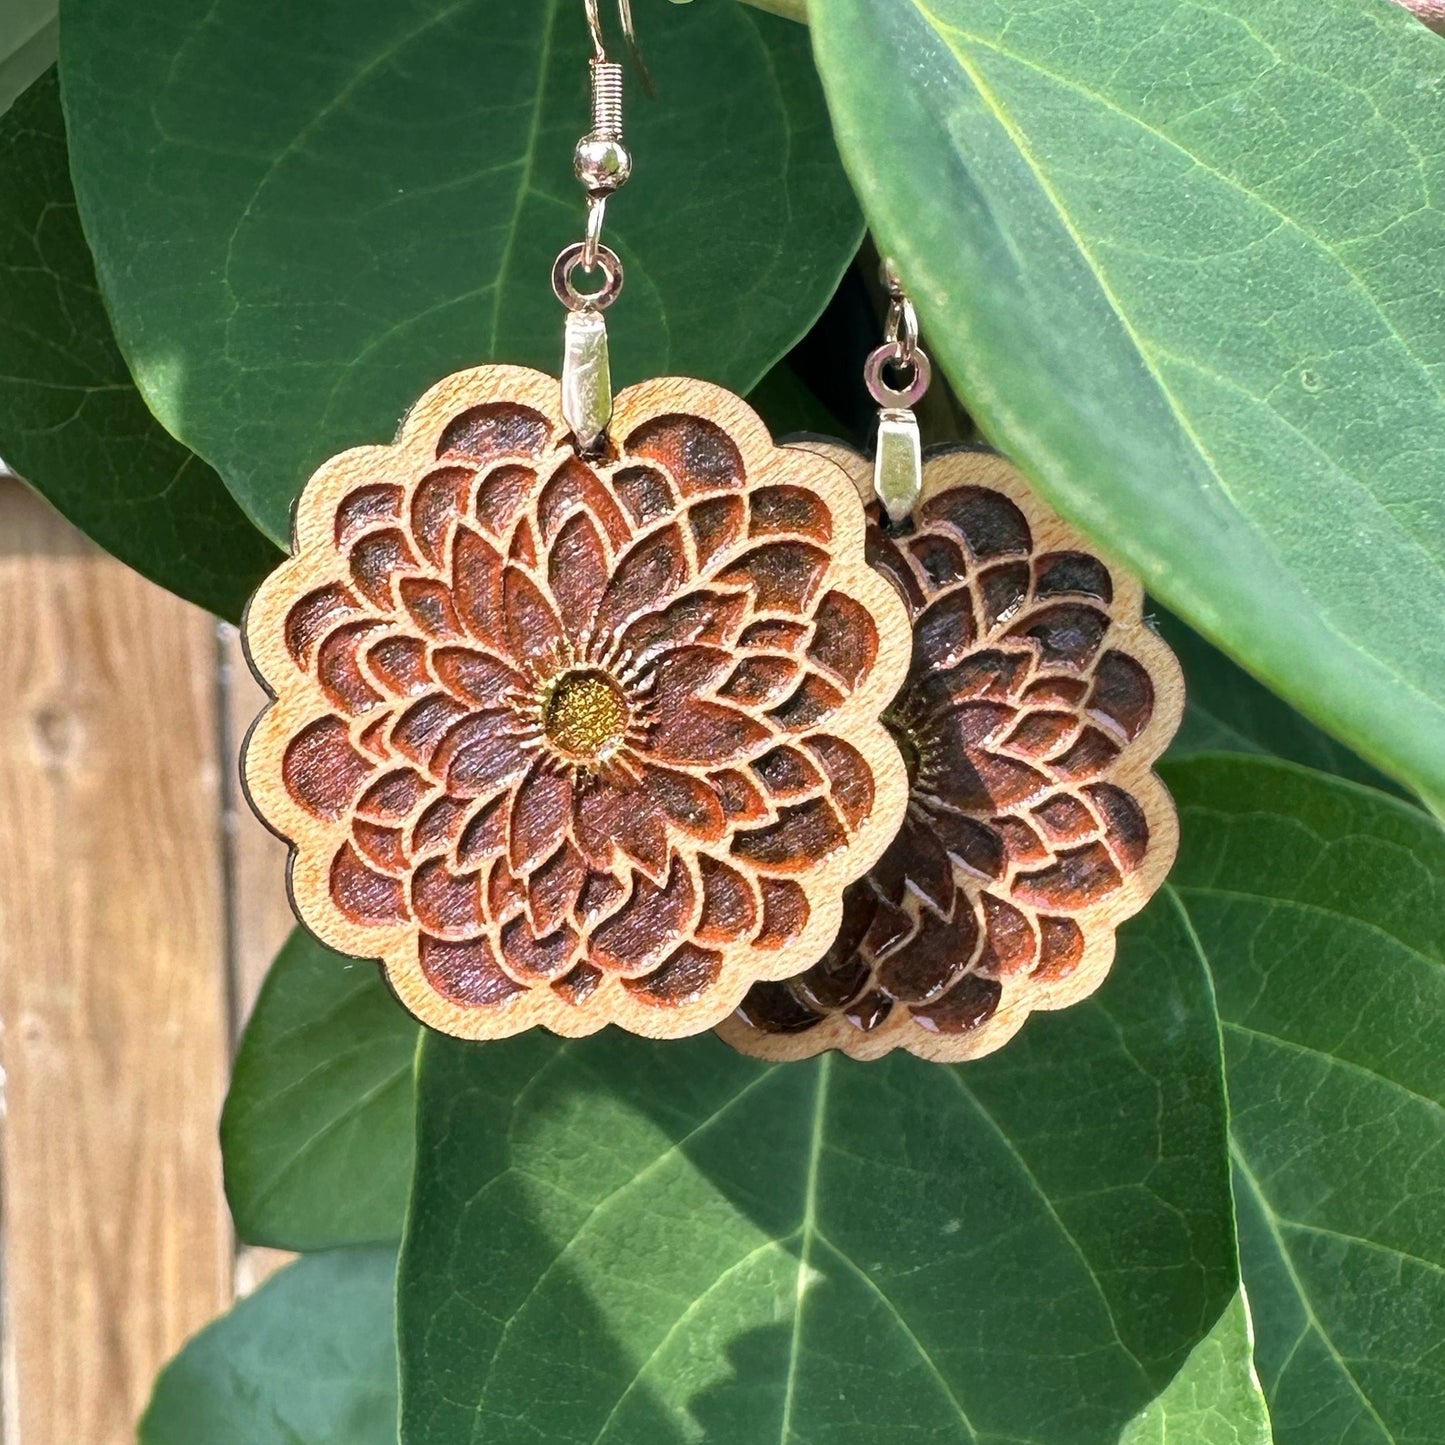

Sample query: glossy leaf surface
[810,0,1445,812]
[0,72,277,619]
[60,0,862,541]
[397,902,1235,1444]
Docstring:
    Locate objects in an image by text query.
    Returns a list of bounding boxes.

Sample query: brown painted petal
[1008,603,1110,669]
[749,484,832,542]
[348,528,418,609]
[400,578,465,640]
[1035,552,1113,603]
[552,962,602,1006]
[352,820,407,875]
[410,466,473,566]
[448,526,505,646]
[419,933,526,1008]
[994,815,1050,868]
[356,768,432,824]
[391,694,473,768]
[410,858,484,937]
[806,592,878,691]
[733,981,827,1035]
[875,899,979,1004]
[500,916,579,981]
[475,464,537,539]
[754,877,810,949]
[626,944,722,1005]
[367,635,432,699]
[933,701,1017,754]
[456,794,509,868]
[719,655,799,708]
[435,716,531,798]
[1014,841,1124,911]
[696,855,760,944]
[768,673,845,731]
[1004,710,1082,760]
[574,776,669,880]
[912,588,979,671]
[502,564,564,668]
[590,858,697,974]
[1037,916,1087,981]
[934,747,1050,813]
[845,990,895,1032]
[861,895,914,960]
[285,584,362,666]
[1033,793,1097,844]
[738,618,810,653]
[508,761,572,874]
[527,842,588,937]
[867,525,926,612]
[900,816,954,915]
[976,893,1038,976]
[330,842,408,924]
[576,870,627,925]
[283,717,375,820]
[1088,651,1155,741]
[620,589,749,660]
[547,511,612,639]
[688,496,746,573]
[932,809,1005,879]
[911,972,1002,1034]
[625,414,744,495]
[436,401,550,465]
[432,647,526,709]
[806,736,874,831]
[648,698,772,768]
[708,767,771,825]
[1024,676,1090,708]
[718,541,828,614]
[640,764,727,841]
[1050,727,1122,781]
[906,532,968,589]
[1086,783,1150,870]
[410,795,475,857]
[648,645,734,709]
[335,483,403,547]
[752,744,823,800]
[487,859,526,922]
[791,890,874,1012]
[732,797,847,873]
[508,516,540,570]
[593,522,691,641]
[920,485,1031,560]
[537,456,631,550]
[976,561,1031,631]
[613,464,677,528]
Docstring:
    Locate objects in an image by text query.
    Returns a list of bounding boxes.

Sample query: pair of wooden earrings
[242,7,1183,1065]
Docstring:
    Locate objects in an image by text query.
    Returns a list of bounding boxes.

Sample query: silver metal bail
[869,259,932,523]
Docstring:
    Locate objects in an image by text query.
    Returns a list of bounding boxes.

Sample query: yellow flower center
[543,670,629,762]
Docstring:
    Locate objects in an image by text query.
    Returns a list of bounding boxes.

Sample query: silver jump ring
[865,342,931,408]
[552,241,624,312]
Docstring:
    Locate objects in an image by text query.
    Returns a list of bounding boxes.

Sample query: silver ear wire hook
[557,0,654,455]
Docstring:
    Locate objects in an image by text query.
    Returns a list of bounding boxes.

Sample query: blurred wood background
[0,477,294,1443]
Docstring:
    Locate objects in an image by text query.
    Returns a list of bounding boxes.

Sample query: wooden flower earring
[241,5,911,1042]
[720,263,1185,1063]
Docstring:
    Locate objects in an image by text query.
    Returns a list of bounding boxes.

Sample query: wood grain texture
[719,444,1185,1063]
[0,480,232,1442]
[243,366,911,1040]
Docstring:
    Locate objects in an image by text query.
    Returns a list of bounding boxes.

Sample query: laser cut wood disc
[243,368,911,1040]
[718,444,1184,1064]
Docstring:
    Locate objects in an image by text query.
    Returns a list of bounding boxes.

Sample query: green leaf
[1161,614,1406,799]
[1121,1291,1273,1445]
[397,901,1236,1444]
[0,72,278,620]
[0,0,54,117]
[808,0,1445,813]
[222,929,418,1251]
[138,1247,398,1445]
[1165,755,1445,1445]
[60,0,862,543]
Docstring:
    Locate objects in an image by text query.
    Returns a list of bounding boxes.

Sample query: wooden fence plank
[0,482,233,1443]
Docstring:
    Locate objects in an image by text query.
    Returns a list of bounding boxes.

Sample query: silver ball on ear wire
[574,136,632,193]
